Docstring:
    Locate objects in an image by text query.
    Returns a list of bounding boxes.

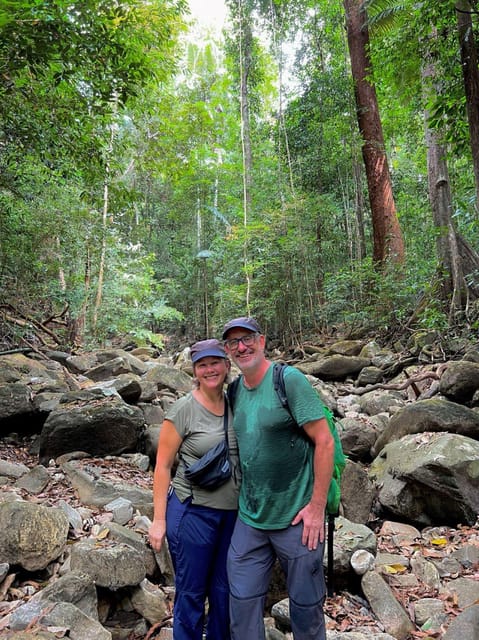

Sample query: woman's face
[194,356,230,390]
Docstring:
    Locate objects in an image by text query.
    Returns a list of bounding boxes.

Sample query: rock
[129,578,169,625]
[39,601,112,640]
[439,360,479,403]
[410,550,441,591]
[296,355,371,381]
[61,459,153,513]
[340,460,375,524]
[358,390,405,417]
[443,604,479,640]
[361,571,414,639]
[70,540,146,588]
[0,501,69,571]
[91,374,142,404]
[439,576,479,609]
[39,396,145,463]
[370,432,479,526]
[0,383,36,432]
[144,363,193,394]
[104,497,134,525]
[372,398,479,456]
[0,459,29,478]
[97,521,158,577]
[350,549,375,575]
[413,597,447,631]
[357,366,383,386]
[14,464,50,493]
[58,499,84,532]
[340,416,377,461]
[330,517,377,576]
[329,340,366,356]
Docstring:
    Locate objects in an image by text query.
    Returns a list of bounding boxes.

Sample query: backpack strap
[272,362,290,414]
[226,374,242,411]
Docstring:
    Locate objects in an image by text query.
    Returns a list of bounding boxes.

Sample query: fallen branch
[338,370,444,396]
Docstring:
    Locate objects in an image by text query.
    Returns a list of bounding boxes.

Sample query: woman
[149,339,240,640]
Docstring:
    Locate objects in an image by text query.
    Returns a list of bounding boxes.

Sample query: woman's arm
[148,419,182,552]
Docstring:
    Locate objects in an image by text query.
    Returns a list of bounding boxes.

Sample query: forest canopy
[1,0,478,351]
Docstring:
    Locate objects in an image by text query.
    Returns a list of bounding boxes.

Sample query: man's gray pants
[227,518,326,640]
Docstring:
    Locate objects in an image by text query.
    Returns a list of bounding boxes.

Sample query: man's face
[223,328,265,372]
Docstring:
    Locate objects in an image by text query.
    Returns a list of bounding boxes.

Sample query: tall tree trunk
[236,0,253,311]
[456,1,479,214]
[425,123,467,316]
[343,0,404,266]
[422,54,479,320]
[68,246,91,347]
[353,153,366,260]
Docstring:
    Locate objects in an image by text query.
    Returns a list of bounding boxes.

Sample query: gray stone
[372,398,479,456]
[0,459,29,479]
[105,496,134,525]
[144,363,193,394]
[58,499,84,531]
[39,396,144,463]
[340,460,375,524]
[130,578,169,625]
[14,464,50,494]
[361,570,414,639]
[443,604,479,640]
[62,460,153,512]
[296,354,371,381]
[439,360,479,403]
[40,601,112,640]
[440,576,479,609]
[70,540,146,588]
[330,517,377,576]
[0,501,69,571]
[371,432,479,526]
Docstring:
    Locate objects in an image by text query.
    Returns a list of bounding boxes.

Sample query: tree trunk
[343,0,405,266]
[455,1,479,214]
[425,122,466,315]
[235,0,253,311]
[68,246,91,347]
[423,55,479,320]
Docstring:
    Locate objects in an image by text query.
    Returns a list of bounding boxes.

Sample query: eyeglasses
[224,333,259,351]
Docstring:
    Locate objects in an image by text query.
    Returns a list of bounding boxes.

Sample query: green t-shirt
[166,393,240,510]
[233,364,325,529]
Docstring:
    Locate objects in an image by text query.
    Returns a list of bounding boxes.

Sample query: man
[223,316,334,640]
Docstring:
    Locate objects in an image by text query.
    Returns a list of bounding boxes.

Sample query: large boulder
[0,501,69,571]
[39,396,144,463]
[371,398,479,457]
[296,354,371,381]
[370,432,479,526]
[439,360,479,403]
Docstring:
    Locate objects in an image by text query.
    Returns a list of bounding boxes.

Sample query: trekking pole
[327,512,335,597]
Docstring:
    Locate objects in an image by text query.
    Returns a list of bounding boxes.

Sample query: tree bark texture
[343,0,405,266]
[456,1,479,214]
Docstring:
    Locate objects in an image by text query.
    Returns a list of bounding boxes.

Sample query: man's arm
[291,417,334,550]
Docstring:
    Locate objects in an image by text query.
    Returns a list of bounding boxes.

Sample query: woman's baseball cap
[222,316,262,339]
[190,339,227,364]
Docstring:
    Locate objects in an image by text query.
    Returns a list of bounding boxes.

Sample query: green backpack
[227,361,347,596]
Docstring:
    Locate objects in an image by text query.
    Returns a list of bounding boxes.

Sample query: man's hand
[291,502,326,550]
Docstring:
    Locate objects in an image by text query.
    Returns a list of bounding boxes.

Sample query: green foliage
[1,0,478,350]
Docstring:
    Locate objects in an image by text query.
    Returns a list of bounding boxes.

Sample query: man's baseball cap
[190,339,227,364]
[222,317,262,340]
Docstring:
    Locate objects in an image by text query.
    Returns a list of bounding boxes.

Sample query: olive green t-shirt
[233,364,325,529]
[167,393,240,510]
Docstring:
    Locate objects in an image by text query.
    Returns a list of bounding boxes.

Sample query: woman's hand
[148,518,167,552]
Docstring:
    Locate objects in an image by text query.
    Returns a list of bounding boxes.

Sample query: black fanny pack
[183,397,231,490]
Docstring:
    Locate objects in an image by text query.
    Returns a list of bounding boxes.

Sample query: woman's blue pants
[166,489,237,639]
